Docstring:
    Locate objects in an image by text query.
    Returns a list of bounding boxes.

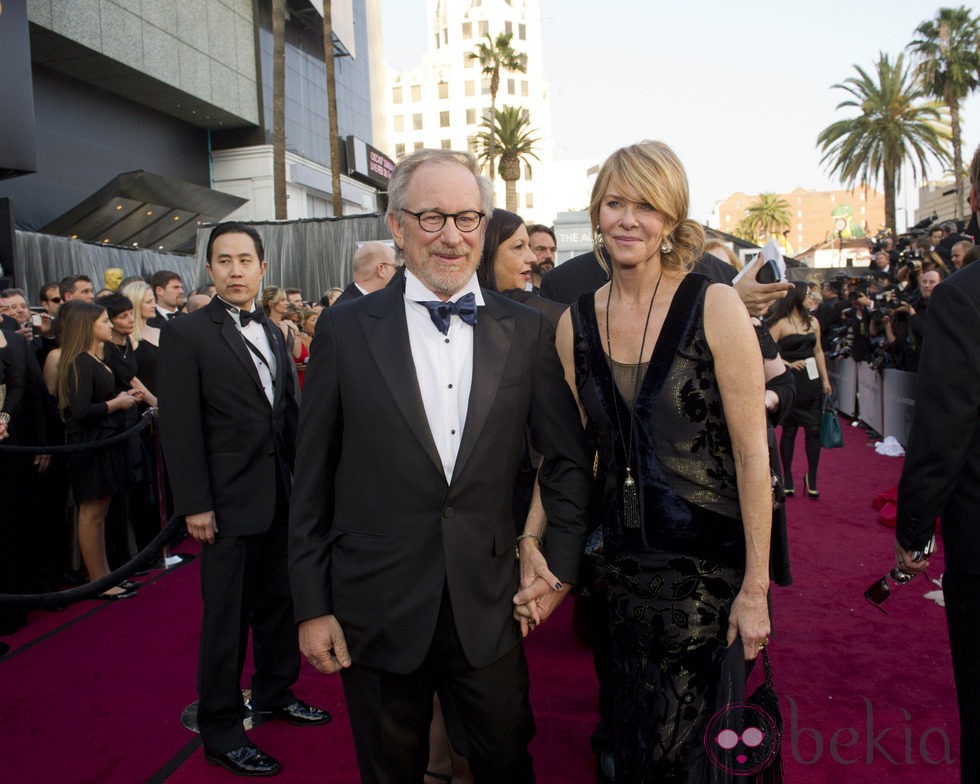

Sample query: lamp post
[834,217,847,268]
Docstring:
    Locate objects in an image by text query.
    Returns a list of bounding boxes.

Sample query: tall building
[1,0,388,256]
[383,0,554,221]
[712,186,887,255]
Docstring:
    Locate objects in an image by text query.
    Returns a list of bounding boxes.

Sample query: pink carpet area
[0,417,958,783]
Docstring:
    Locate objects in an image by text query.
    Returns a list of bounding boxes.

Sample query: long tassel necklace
[604,271,663,529]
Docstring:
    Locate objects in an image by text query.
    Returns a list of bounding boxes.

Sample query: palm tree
[322,0,343,216]
[469,33,527,185]
[272,0,287,219]
[907,6,980,220]
[477,106,539,213]
[817,52,951,233]
[739,193,792,243]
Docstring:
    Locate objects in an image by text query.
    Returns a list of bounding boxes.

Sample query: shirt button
[444,338,450,343]
[450,429,456,435]
[448,383,453,389]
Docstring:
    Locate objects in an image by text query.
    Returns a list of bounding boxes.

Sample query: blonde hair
[122,280,152,343]
[261,285,286,316]
[588,140,704,274]
[703,240,742,271]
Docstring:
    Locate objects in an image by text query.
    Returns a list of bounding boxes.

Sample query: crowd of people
[1,141,978,783]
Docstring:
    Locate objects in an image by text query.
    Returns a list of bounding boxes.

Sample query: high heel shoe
[783,482,795,497]
[804,475,819,499]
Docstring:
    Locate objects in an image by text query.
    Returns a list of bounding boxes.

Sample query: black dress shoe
[249,699,331,726]
[204,743,281,777]
[596,750,615,783]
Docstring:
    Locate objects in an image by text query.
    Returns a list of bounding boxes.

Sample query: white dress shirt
[403,269,484,483]
[221,297,277,406]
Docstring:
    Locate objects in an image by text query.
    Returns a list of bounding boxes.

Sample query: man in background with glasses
[289,148,591,783]
[895,144,980,784]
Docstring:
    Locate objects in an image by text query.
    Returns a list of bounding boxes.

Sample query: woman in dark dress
[767,281,831,497]
[57,302,142,599]
[540,142,772,782]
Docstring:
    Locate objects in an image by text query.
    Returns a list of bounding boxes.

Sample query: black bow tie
[416,292,478,335]
[230,306,265,326]
[166,311,179,320]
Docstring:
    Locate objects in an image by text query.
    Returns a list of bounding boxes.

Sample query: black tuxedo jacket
[332,281,364,306]
[158,297,298,536]
[289,283,591,673]
[897,261,980,574]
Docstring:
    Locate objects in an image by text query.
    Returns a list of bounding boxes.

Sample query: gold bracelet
[515,533,542,559]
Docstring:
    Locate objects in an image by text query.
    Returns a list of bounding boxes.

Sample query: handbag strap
[761,647,775,691]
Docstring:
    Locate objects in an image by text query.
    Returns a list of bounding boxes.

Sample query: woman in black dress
[767,281,832,497]
[57,302,142,599]
[548,141,772,782]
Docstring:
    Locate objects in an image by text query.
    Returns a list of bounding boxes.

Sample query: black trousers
[196,502,299,753]
[943,570,980,783]
[340,586,535,784]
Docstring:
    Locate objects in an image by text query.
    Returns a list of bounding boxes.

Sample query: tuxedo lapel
[211,301,266,400]
[451,294,514,484]
[361,286,445,479]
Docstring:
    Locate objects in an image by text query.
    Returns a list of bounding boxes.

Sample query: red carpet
[0,417,958,783]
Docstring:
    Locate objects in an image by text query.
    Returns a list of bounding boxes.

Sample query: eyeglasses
[47,297,62,304]
[400,209,485,233]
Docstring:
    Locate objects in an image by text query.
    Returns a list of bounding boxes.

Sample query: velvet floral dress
[571,273,745,784]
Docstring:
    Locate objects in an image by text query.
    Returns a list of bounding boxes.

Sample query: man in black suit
[146,270,185,327]
[896,158,980,783]
[158,222,328,778]
[332,241,398,305]
[289,149,591,783]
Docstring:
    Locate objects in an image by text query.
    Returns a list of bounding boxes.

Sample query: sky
[378,0,980,225]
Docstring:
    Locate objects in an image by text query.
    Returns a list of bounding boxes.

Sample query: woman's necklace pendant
[623,467,640,529]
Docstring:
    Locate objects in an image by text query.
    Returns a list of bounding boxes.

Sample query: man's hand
[299,615,352,674]
[734,256,793,317]
[513,575,571,638]
[894,540,930,575]
[186,510,218,544]
[34,454,51,473]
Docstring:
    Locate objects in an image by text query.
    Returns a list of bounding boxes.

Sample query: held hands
[512,538,569,637]
[299,614,352,674]
[726,583,770,661]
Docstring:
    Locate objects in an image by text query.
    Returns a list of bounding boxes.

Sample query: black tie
[416,292,477,335]
[230,306,266,326]
[166,311,179,320]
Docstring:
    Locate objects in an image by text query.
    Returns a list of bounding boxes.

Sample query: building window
[435,34,440,49]
[414,141,424,151]
[413,113,423,130]
[467,136,479,154]
[463,22,472,39]
[440,111,451,127]
[394,115,404,132]
[411,84,421,102]
[505,21,513,35]
[479,20,488,36]
[797,223,803,230]
[465,80,475,97]
[519,23,526,40]
[507,78,515,95]
[466,108,477,124]
[439,82,449,99]
[443,28,448,45]
[395,143,406,159]
[481,78,490,95]
[797,210,802,218]
[441,139,452,149]
[525,163,533,180]
[521,80,528,96]
[393,86,403,104]
[525,193,534,208]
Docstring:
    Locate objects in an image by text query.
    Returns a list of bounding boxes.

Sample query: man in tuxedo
[147,270,185,327]
[332,241,398,305]
[158,222,328,778]
[896,155,980,783]
[289,149,591,783]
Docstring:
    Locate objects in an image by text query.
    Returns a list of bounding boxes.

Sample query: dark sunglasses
[863,535,935,614]
[46,296,63,304]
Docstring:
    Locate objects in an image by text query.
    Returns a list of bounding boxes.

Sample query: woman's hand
[822,379,832,396]
[727,584,770,660]
[784,359,805,371]
[512,538,568,637]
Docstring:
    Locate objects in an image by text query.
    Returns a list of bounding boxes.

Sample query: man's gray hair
[386,149,493,227]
